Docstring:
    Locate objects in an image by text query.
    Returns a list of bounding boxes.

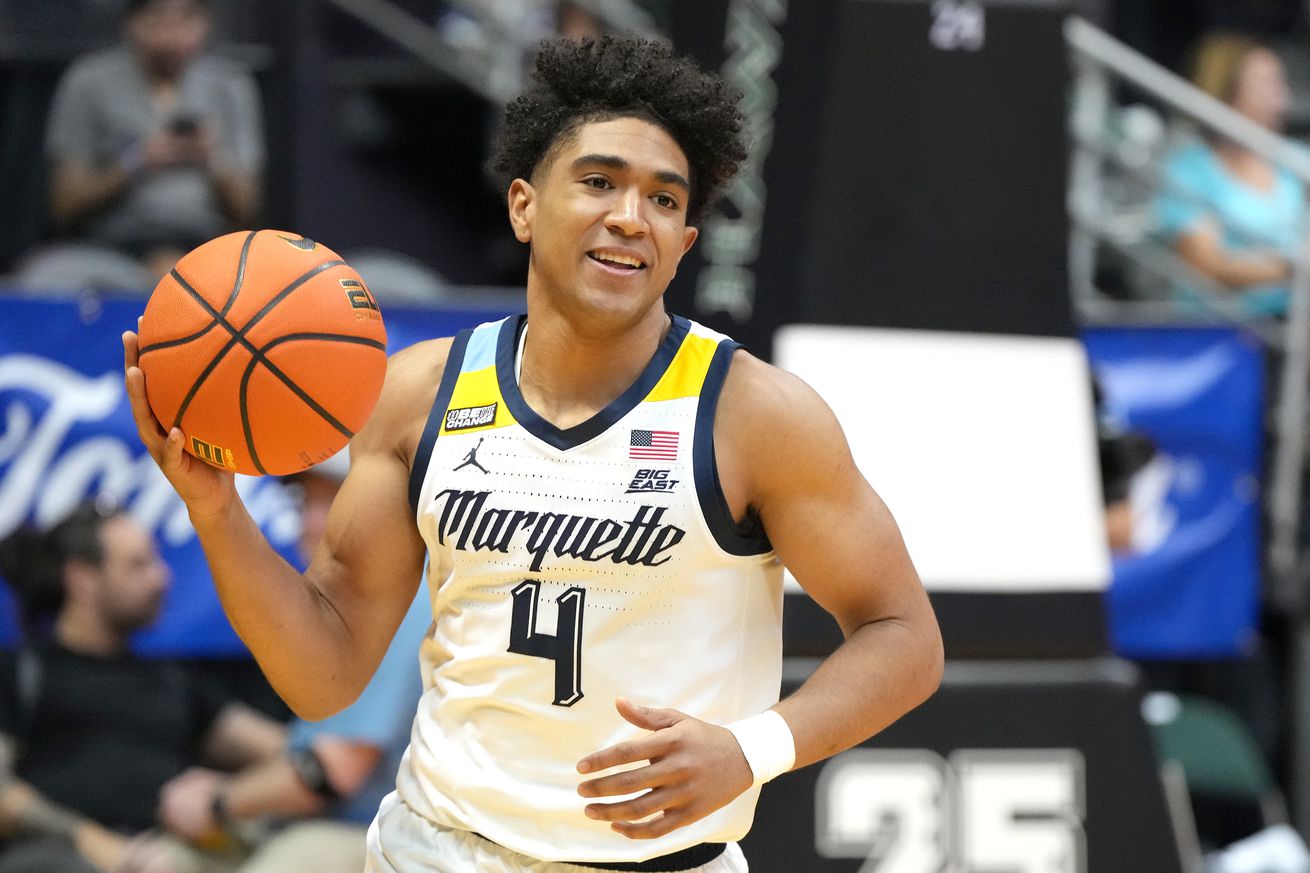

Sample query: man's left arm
[578,352,942,836]
[753,379,943,767]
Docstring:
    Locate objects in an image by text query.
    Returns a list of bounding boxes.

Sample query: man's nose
[606,188,648,236]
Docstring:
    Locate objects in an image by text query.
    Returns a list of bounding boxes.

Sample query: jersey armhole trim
[408,329,473,515]
[693,341,772,556]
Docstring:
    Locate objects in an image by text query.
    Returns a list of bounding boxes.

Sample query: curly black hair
[489,36,748,225]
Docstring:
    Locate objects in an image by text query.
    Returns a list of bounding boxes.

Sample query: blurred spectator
[43,0,264,282]
[1156,33,1307,317]
[0,502,285,873]
[159,452,429,873]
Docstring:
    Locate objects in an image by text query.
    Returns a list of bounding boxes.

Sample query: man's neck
[54,614,127,658]
[516,304,672,431]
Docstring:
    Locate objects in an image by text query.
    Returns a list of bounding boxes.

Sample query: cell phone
[170,115,200,136]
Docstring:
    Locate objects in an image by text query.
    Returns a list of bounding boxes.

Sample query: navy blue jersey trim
[496,314,692,451]
[693,341,772,556]
[408,329,473,513]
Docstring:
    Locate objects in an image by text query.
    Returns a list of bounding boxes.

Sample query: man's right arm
[124,334,448,719]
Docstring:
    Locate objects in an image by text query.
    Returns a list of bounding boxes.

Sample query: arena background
[2,0,1309,870]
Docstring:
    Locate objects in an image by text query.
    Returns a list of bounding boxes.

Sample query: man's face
[508,116,700,335]
[93,516,170,634]
[126,0,210,79]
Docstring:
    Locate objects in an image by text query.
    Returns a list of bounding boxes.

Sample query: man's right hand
[123,325,237,522]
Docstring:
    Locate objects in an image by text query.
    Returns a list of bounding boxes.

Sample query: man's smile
[587,249,647,272]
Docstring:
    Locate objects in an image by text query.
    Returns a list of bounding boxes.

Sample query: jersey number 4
[508,579,586,706]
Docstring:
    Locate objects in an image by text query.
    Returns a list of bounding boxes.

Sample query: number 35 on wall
[815,749,1087,873]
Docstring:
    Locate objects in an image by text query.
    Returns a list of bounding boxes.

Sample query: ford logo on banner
[0,295,515,656]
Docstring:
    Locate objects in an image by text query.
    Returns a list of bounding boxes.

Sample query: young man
[123,37,943,873]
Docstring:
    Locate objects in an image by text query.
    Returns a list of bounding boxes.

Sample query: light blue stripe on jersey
[462,319,507,372]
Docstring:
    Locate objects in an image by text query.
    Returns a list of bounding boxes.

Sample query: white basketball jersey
[394,314,784,865]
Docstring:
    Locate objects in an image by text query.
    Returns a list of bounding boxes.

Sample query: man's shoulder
[356,337,457,459]
[386,337,457,390]
[719,347,817,416]
[51,48,135,108]
[61,47,133,85]
[716,348,845,480]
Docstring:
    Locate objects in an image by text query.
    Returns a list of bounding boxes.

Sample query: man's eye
[655,194,678,209]
[585,177,612,189]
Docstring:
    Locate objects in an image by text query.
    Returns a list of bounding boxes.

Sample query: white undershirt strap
[515,321,527,384]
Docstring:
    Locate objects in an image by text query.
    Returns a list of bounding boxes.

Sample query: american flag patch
[630,429,679,461]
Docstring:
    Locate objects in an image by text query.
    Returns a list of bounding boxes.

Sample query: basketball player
[123,37,943,873]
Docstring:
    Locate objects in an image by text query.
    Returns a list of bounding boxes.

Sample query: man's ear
[508,179,535,243]
[681,224,699,256]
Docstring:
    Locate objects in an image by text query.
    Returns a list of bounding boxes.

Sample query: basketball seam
[238,359,268,476]
[170,335,242,430]
[241,259,347,335]
[238,333,384,474]
[140,230,258,356]
[261,333,387,352]
[139,231,258,356]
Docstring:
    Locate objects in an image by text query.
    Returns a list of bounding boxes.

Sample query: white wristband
[724,710,795,787]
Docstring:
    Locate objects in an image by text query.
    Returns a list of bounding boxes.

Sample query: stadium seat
[342,248,448,307]
[9,243,152,297]
[1144,692,1289,850]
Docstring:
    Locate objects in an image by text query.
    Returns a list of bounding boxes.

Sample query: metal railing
[322,0,663,104]
[1066,17,1310,609]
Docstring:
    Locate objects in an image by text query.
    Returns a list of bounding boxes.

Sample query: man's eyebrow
[654,170,691,192]
[571,154,691,192]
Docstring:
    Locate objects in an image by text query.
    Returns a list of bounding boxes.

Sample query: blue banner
[0,296,516,656]
[1083,326,1265,659]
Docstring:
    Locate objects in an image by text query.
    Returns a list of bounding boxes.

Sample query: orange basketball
[137,230,387,476]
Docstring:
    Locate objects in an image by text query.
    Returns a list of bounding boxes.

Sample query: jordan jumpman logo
[453,437,490,474]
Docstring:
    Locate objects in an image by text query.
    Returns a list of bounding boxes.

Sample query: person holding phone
[43,0,265,281]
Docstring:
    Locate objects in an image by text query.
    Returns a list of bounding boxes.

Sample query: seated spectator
[44,0,264,281]
[1156,33,1307,318]
[159,452,429,873]
[0,501,285,873]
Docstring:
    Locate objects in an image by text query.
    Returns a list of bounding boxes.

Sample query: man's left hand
[576,698,753,839]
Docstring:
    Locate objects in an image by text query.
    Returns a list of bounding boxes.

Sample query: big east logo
[627,468,678,494]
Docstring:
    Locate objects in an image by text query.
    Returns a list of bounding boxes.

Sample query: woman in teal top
[1156,33,1306,318]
